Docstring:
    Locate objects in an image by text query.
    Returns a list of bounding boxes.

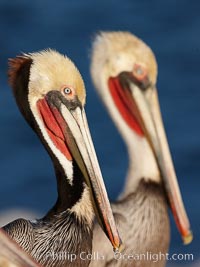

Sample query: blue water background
[0,1,199,265]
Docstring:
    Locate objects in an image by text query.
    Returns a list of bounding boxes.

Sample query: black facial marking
[118,71,151,91]
[46,90,82,111]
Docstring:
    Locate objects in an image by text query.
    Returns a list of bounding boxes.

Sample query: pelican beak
[36,91,121,251]
[108,72,192,244]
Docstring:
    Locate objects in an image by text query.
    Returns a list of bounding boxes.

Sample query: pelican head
[8,49,121,251]
[91,31,192,245]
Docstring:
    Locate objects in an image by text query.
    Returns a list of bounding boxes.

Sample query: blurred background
[0,1,199,266]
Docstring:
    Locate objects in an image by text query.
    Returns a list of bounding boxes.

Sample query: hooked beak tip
[182,231,193,245]
[113,239,124,253]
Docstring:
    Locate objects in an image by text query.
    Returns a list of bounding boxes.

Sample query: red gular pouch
[108,74,145,137]
[37,98,72,161]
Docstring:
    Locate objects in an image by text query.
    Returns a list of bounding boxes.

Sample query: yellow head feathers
[91,31,158,89]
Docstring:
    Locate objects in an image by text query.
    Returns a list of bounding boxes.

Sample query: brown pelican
[0,229,40,267]
[90,32,192,267]
[3,49,121,267]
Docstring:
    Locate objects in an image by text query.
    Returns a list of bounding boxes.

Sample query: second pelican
[90,32,192,267]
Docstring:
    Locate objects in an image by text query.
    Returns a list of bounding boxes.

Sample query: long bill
[147,89,192,244]
[109,74,192,244]
[37,92,122,251]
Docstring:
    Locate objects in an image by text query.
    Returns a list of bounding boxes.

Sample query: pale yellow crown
[91,31,158,89]
[27,49,86,105]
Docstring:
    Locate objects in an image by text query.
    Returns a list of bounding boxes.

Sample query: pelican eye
[133,64,147,81]
[131,64,151,91]
[135,67,143,76]
[64,87,72,95]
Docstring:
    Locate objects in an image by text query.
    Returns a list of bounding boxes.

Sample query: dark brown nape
[8,56,34,128]
[8,56,32,88]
